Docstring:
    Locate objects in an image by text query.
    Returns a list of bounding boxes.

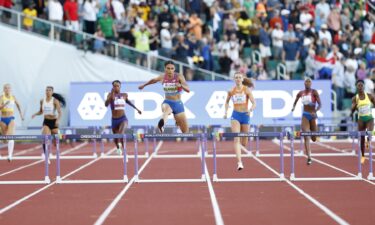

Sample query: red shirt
[64,1,78,21]
[0,0,13,8]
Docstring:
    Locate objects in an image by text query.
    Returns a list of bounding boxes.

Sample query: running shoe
[307,158,312,165]
[237,162,244,171]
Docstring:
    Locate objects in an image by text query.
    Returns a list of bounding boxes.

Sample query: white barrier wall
[0,24,157,127]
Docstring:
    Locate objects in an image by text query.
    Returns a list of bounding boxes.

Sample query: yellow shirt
[23,8,37,27]
[237,18,252,34]
[356,93,372,117]
[1,95,15,113]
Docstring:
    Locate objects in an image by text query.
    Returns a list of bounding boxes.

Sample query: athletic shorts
[302,111,316,121]
[359,115,373,122]
[0,116,15,126]
[43,118,58,130]
[111,115,128,129]
[163,99,185,115]
[231,110,250,125]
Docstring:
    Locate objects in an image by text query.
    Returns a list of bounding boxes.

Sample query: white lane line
[93,141,163,225]
[0,142,88,177]
[14,145,42,156]
[280,142,375,186]
[251,154,350,225]
[204,164,225,225]
[0,147,115,215]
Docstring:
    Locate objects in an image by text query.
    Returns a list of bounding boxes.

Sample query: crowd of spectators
[1,0,375,110]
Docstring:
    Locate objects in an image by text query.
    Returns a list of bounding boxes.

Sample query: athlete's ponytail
[242,77,254,88]
[52,93,66,108]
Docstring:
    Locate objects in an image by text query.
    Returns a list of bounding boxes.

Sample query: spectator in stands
[332,54,346,110]
[111,0,125,21]
[259,22,272,70]
[33,0,45,17]
[365,44,375,69]
[318,24,332,45]
[344,54,358,97]
[93,26,106,54]
[23,2,37,31]
[82,0,98,35]
[283,28,300,79]
[315,0,330,24]
[219,49,233,76]
[271,22,284,60]
[159,21,173,58]
[327,7,341,41]
[64,0,79,31]
[133,24,150,65]
[228,33,240,62]
[363,14,374,43]
[237,11,251,44]
[299,6,313,31]
[98,10,118,56]
[0,0,13,23]
[188,12,203,40]
[173,32,189,64]
[48,0,63,40]
[269,9,282,29]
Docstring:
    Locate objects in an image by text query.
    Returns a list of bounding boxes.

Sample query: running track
[0,139,374,225]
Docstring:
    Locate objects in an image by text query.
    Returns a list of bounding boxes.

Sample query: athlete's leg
[301,116,312,164]
[231,120,242,170]
[174,112,189,133]
[240,124,250,149]
[158,103,173,132]
[6,120,15,161]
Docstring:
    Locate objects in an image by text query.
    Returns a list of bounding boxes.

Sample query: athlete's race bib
[232,94,246,104]
[301,95,312,105]
[163,82,178,94]
[358,105,371,115]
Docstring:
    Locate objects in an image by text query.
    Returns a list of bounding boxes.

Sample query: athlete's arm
[350,96,357,118]
[368,93,375,108]
[247,89,256,112]
[313,90,322,112]
[291,91,301,112]
[14,96,24,120]
[105,88,114,107]
[32,100,43,118]
[0,95,9,110]
[138,75,163,90]
[224,91,231,119]
[55,99,62,126]
[177,74,190,93]
[124,93,142,114]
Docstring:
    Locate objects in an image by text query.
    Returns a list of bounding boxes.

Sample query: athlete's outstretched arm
[138,75,163,90]
[178,74,190,93]
[125,93,142,114]
[32,100,43,118]
[291,92,301,112]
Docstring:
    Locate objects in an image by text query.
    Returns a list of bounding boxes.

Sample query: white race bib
[232,94,246,104]
[358,105,371,115]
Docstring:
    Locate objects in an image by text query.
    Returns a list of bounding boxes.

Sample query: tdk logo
[206,91,232,118]
[77,93,107,120]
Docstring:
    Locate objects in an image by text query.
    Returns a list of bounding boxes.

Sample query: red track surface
[0,139,374,225]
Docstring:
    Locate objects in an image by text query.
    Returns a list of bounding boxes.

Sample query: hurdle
[56,134,132,184]
[212,132,285,182]
[0,135,51,184]
[134,133,207,183]
[367,132,375,180]
[290,131,363,181]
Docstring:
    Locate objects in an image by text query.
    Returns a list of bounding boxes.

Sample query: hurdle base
[56,176,62,184]
[368,172,374,180]
[213,174,218,182]
[93,153,98,158]
[44,176,51,184]
[289,176,362,181]
[201,174,206,181]
[123,175,128,183]
[0,180,50,184]
[290,173,295,180]
[213,177,285,182]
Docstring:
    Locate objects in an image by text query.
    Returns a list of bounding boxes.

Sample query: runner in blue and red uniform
[105,80,142,154]
[292,78,322,165]
[138,61,190,133]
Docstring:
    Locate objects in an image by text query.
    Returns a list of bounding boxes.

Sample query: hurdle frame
[56,134,132,184]
[0,135,51,184]
[134,133,207,183]
[212,132,286,182]
[290,131,363,181]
